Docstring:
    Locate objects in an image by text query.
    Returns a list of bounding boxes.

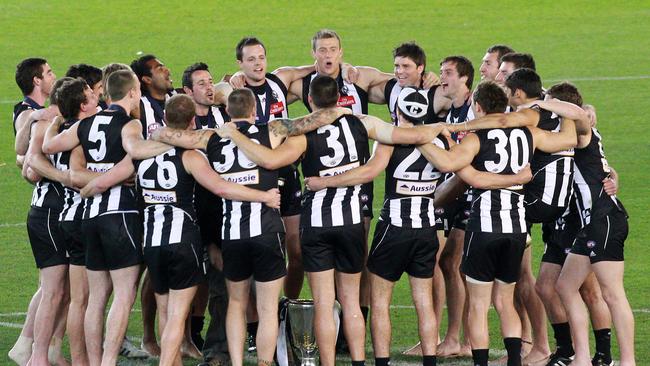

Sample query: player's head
[49,77,74,107]
[106,70,141,108]
[308,75,340,110]
[504,68,543,106]
[236,37,267,83]
[226,89,256,120]
[396,86,429,127]
[393,42,426,87]
[440,56,474,98]
[546,82,583,107]
[311,29,342,76]
[101,63,131,104]
[496,52,536,84]
[165,94,196,130]
[480,44,514,81]
[130,54,172,95]
[182,62,214,108]
[57,78,98,120]
[16,57,56,97]
[65,64,103,99]
[471,81,509,118]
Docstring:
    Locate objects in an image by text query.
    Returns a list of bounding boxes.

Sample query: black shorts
[524,196,567,224]
[60,220,84,266]
[195,186,222,248]
[221,232,286,282]
[144,242,206,294]
[279,166,302,217]
[82,213,143,271]
[26,207,68,269]
[435,197,470,235]
[462,231,527,284]
[360,183,374,219]
[367,220,439,282]
[301,223,365,273]
[570,210,628,263]
[540,211,580,266]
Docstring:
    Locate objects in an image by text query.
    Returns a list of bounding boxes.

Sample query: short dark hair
[393,42,426,68]
[500,52,536,71]
[547,82,583,107]
[15,58,47,95]
[101,63,131,101]
[226,89,256,118]
[505,68,543,99]
[473,81,508,114]
[182,62,210,89]
[57,78,88,119]
[311,29,341,51]
[49,77,75,107]
[486,45,515,63]
[441,56,475,89]
[309,75,339,108]
[236,37,266,61]
[106,70,138,101]
[65,64,102,89]
[165,94,196,129]
[130,54,157,91]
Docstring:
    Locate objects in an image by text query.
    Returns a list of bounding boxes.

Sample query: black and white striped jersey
[140,91,176,139]
[13,97,43,135]
[525,106,574,210]
[136,147,200,247]
[573,128,624,227]
[195,106,229,129]
[467,128,534,233]
[301,70,368,115]
[384,79,446,125]
[30,171,64,211]
[301,115,370,227]
[379,137,448,228]
[55,119,83,222]
[247,73,289,124]
[445,97,475,143]
[206,122,284,240]
[77,105,139,219]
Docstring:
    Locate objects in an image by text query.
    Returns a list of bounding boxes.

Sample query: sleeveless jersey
[246,73,289,124]
[206,122,284,240]
[55,119,83,222]
[77,105,138,218]
[467,128,534,233]
[195,106,229,129]
[13,97,43,135]
[525,106,574,210]
[379,137,448,228]
[30,150,64,212]
[140,90,176,139]
[136,147,200,247]
[446,97,475,143]
[573,128,625,227]
[384,79,446,125]
[301,115,370,227]
[301,70,368,115]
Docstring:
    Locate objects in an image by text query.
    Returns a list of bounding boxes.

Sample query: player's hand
[603,176,618,196]
[515,164,533,185]
[586,106,597,127]
[215,122,237,139]
[122,172,136,187]
[422,71,440,88]
[264,188,281,209]
[228,71,246,89]
[79,181,95,198]
[342,63,359,84]
[304,176,327,191]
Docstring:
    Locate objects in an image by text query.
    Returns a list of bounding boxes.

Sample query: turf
[1,1,649,364]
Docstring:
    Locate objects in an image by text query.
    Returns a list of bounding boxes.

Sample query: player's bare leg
[307,270,336,366]
[189,282,209,349]
[492,281,522,365]
[140,270,161,356]
[225,278,251,366]
[28,264,67,366]
[85,270,112,365]
[101,265,140,366]
[50,285,70,366]
[437,228,466,357]
[254,277,284,365]
[335,271,366,363]
[370,273,394,358]
[67,264,89,365]
[283,214,303,299]
[359,216,372,315]
[158,286,199,366]
[410,276,437,358]
[466,279,493,353]
[9,288,41,366]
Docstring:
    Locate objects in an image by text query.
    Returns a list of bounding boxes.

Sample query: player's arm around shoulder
[456,164,532,190]
[42,116,79,154]
[273,64,315,91]
[528,117,577,154]
[25,120,69,185]
[150,125,214,151]
[121,120,172,160]
[353,66,392,104]
[80,155,135,198]
[418,132,479,173]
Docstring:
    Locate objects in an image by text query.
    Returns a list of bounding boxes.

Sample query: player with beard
[131,54,176,139]
[479,44,515,82]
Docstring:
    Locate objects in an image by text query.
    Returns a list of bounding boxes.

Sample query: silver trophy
[287,299,318,366]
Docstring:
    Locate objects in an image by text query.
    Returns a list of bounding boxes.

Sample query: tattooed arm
[266,107,352,139]
[150,125,215,150]
[121,120,173,160]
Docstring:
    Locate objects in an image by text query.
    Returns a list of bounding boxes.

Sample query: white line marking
[0,223,25,228]
[546,75,650,82]
[0,312,26,317]
[0,321,23,329]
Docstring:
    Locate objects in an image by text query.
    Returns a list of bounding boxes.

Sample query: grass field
[1,1,649,364]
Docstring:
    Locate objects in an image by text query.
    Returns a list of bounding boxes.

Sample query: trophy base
[298,357,317,366]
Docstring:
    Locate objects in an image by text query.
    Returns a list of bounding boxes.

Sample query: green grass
[1,1,649,364]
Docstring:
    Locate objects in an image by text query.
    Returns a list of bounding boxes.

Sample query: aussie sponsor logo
[143,189,177,204]
[396,180,436,196]
[319,162,360,177]
[222,169,259,185]
[87,162,114,173]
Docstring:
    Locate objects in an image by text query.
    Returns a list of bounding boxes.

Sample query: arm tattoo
[283,108,340,137]
[156,127,212,148]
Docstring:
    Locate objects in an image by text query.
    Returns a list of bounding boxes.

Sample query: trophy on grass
[287,299,318,366]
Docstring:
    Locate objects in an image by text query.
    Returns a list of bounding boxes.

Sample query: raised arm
[42,116,81,154]
[455,164,532,189]
[151,126,214,150]
[530,118,577,154]
[448,108,540,134]
[79,156,135,198]
[183,149,280,208]
[417,133,479,173]
[122,120,176,159]
[213,81,233,106]
[305,142,393,191]
[360,114,445,145]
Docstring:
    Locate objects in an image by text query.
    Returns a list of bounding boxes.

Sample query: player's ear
[183,86,193,96]
[142,75,152,86]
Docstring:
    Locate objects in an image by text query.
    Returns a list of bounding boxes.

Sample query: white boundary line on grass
[0,223,25,228]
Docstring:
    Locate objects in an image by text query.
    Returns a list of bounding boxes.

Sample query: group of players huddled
[9,29,635,366]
